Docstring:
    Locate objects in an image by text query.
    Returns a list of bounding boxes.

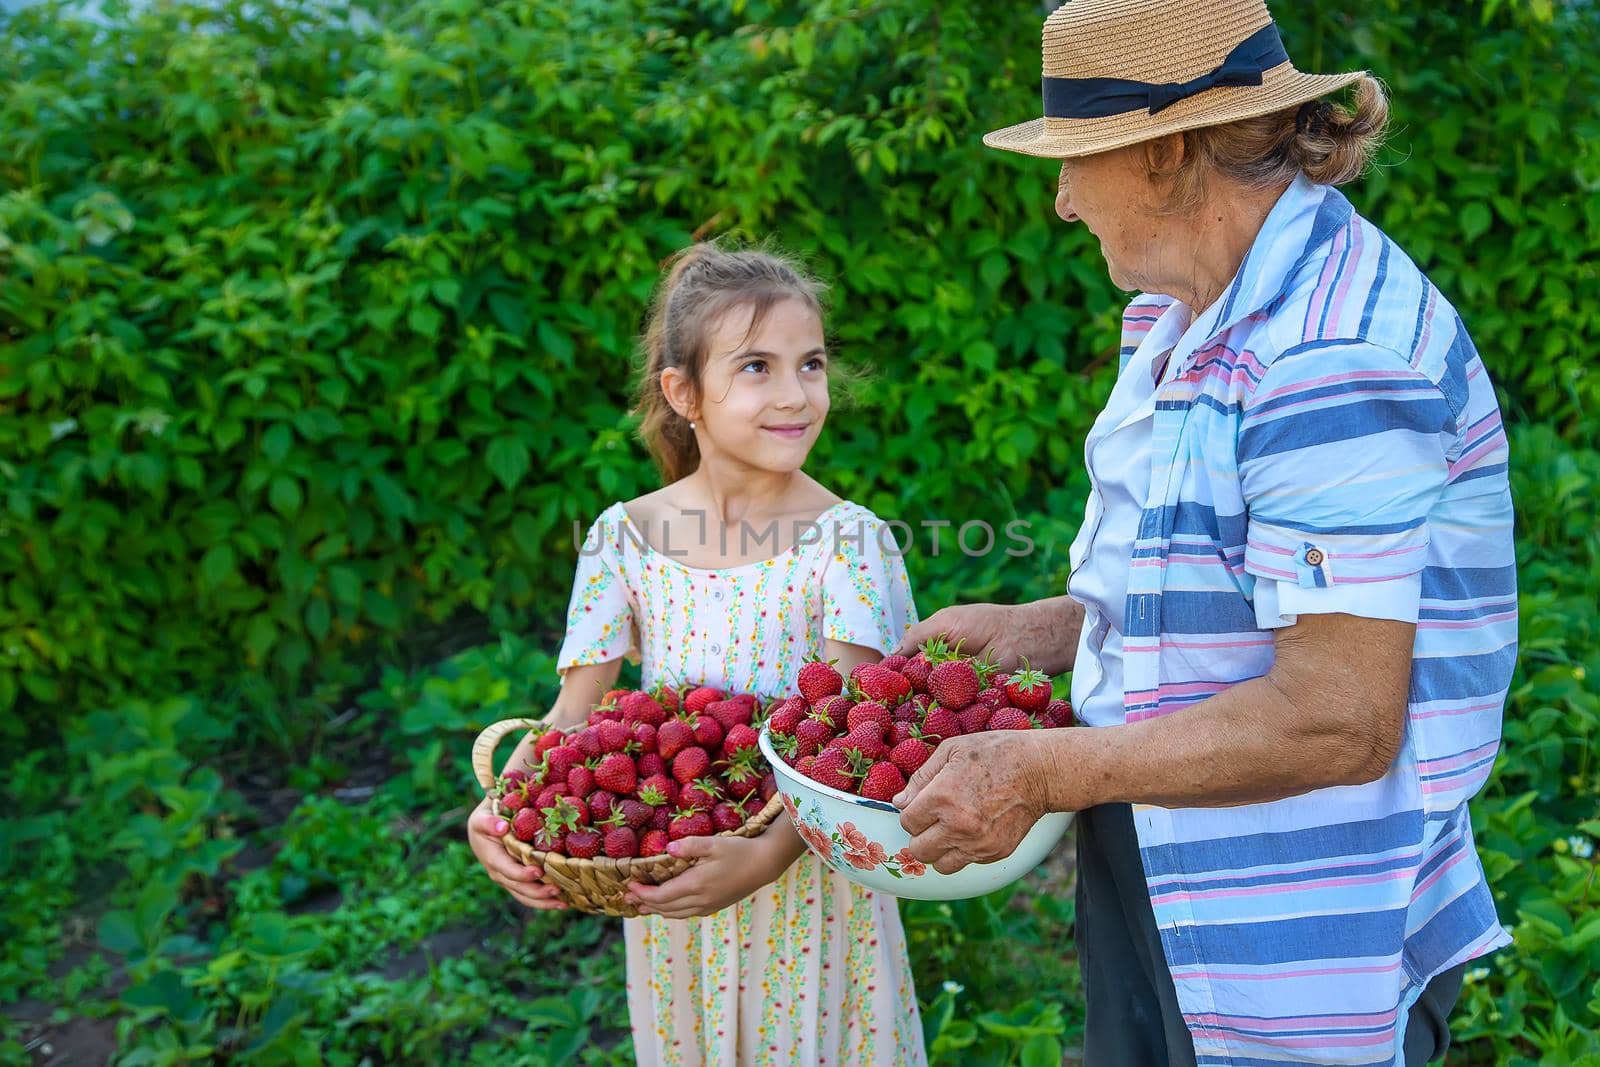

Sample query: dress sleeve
[820,509,919,657]
[1238,341,1454,624]
[555,510,640,676]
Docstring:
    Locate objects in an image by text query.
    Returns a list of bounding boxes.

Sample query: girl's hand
[623,833,791,919]
[467,796,567,911]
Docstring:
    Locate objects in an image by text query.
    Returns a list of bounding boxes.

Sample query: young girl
[467,243,927,1066]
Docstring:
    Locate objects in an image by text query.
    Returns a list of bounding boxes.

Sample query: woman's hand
[895,731,1062,874]
[624,829,800,919]
[893,596,1083,676]
[467,796,567,910]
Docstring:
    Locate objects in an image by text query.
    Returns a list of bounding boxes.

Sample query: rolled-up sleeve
[1238,340,1455,619]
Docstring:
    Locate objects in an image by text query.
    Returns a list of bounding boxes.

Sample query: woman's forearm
[1020,595,1086,676]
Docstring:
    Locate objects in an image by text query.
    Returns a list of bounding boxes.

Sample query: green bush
[4,0,1594,742]
[1,0,1597,1061]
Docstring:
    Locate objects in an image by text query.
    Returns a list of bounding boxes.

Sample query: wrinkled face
[683,297,830,474]
[1055,147,1173,294]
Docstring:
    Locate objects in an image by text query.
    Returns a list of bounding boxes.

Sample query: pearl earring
[689,420,696,429]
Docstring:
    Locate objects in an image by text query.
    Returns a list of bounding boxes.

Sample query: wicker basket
[472,717,784,917]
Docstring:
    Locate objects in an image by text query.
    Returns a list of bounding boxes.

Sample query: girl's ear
[660,366,697,423]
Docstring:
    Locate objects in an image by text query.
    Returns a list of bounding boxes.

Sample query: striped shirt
[1103,175,1515,1065]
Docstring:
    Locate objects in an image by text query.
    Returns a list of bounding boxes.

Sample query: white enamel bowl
[758,727,1072,899]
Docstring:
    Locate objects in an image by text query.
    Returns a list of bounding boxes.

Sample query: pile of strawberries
[767,639,1074,803]
[491,685,778,861]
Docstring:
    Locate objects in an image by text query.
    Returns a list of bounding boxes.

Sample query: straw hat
[984,0,1366,159]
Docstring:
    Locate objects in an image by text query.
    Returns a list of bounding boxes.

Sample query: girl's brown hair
[1144,75,1391,215]
[635,242,827,483]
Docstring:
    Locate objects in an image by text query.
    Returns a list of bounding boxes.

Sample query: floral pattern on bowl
[783,794,927,878]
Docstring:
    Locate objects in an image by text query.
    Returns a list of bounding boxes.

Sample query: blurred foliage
[1,0,1597,1063]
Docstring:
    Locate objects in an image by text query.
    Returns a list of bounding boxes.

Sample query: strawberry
[672,746,711,785]
[911,693,938,715]
[722,723,759,757]
[958,705,991,734]
[546,745,581,783]
[566,828,602,859]
[860,762,907,802]
[669,808,714,840]
[928,659,980,710]
[889,738,933,776]
[847,701,892,734]
[705,699,752,732]
[534,783,567,811]
[653,683,682,713]
[797,659,844,703]
[679,777,721,811]
[711,801,744,832]
[770,731,801,764]
[637,752,666,778]
[692,715,724,750]
[881,653,909,673]
[601,688,630,709]
[567,764,595,798]
[759,771,779,802]
[901,652,934,693]
[989,707,1035,730]
[738,794,764,820]
[796,755,818,779]
[721,748,763,798]
[921,705,963,742]
[656,718,694,761]
[813,695,854,731]
[619,797,654,830]
[499,783,530,813]
[588,789,619,823]
[532,727,565,758]
[639,829,671,857]
[768,696,808,737]
[684,686,726,715]
[597,719,632,753]
[631,722,658,753]
[806,748,856,792]
[795,715,836,757]
[501,769,529,791]
[854,664,910,704]
[620,691,666,726]
[639,775,678,807]
[572,728,604,759]
[603,824,639,859]
[888,720,917,746]
[1045,698,1074,728]
[892,701,918,723]
[595,752,638,795]
[1004,665,1052,712]
[843,722,887,761]
[976,688,1008,712]
[511,807,542,842]
[651,807,673,832]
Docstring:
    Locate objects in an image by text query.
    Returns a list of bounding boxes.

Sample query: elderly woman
[893,2,1516,1065]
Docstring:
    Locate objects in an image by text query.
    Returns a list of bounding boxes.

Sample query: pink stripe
[1150,867,1410,905]
[1188,1028,1393,1050]
[1161,637,1274,650]
[1418,610,1517,631]
[1156,681,1230,696]
[1246,538,1294,556]
[1304,227,1347,342]
[1326,223,1364,326]
[1410,847,1469,898]
[1415,288,1438,357]
[1249,385,1439,421]
[1413,699,1502,721]
[1175,960,1402,982]
[1249,561,1298,579]
[1448,438,1505,479]
[1418,740,1500,775]
[1252,367,1405,406]
[1146,849,1422,893]
[1185,1009,1398,1032]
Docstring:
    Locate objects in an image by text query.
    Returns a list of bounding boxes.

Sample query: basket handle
[471,717,546,792]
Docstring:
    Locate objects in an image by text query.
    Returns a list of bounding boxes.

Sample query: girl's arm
[624,637,884,919]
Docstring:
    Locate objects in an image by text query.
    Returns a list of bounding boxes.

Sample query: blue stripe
[1140,810,1422,878]
[1237,396,1453,460]
[1410,645,1519,703]
[1246,375,1437,418]
[1167,908,1407,967]
[1359,239,1391,334]
[1420,564,1516,599]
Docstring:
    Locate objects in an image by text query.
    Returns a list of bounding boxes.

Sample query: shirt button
[1304,547,1326,566]
[709,643,722,655]
[712,588,725,602]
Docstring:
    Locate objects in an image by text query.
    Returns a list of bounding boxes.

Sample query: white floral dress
[556,500,927,1067]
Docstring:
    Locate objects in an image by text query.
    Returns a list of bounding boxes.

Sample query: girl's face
[675,297,830,475]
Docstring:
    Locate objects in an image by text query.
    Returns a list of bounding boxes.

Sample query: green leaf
[262,423,293,464]
[487,436,531,490]
[1460,202,1492,242]
[269,475,302,517]
[200,544,236,588]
